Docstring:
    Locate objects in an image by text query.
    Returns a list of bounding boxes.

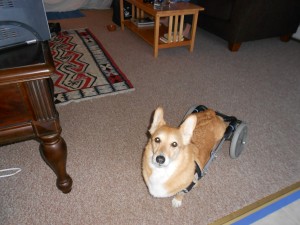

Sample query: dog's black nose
[156,155,165,164]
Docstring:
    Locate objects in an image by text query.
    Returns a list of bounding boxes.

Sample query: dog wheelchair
[184,105,248,178]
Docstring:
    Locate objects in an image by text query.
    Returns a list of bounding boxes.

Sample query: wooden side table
[120,0,204,57]
[0,42,73,193]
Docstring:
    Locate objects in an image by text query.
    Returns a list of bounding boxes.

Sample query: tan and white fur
[142,107,226,207]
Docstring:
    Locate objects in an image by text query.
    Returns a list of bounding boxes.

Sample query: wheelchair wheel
[230,122,248,159]
[183,105,198,120]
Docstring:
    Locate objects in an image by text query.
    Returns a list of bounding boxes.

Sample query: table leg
[26,78,73,193]
[39,133,73,193]
[120,0,125,30]
[189,12,199,52]
[154,15,160,58]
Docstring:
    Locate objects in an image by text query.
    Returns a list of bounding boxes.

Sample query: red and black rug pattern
[49,28,134,105]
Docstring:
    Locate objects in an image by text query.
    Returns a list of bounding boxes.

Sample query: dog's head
[148,107,197,167]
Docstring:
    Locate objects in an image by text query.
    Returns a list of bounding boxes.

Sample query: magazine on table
[131,17,154,27]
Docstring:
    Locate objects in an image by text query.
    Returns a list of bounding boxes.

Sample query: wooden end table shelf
[120,0,204,57]
[0,42,72,193]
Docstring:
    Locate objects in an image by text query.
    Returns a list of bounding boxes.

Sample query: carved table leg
[26,78,73,193]
[39,133,73,193]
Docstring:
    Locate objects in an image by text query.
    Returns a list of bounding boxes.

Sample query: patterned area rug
[49,28,134,105]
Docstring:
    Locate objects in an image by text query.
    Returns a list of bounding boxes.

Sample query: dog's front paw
[172,198,182,208]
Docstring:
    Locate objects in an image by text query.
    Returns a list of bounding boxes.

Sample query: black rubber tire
[230,122,248,159]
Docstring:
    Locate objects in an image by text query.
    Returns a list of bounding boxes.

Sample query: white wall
[82,0,112,9]
[292,25,300,40]
[44,0,112,12]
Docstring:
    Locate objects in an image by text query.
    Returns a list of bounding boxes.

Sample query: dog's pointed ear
[149,107,166,135]
[180,114,197,145]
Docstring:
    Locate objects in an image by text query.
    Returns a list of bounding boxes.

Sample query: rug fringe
[56,88,135,107]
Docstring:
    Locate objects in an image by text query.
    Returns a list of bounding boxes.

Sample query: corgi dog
[142,107,227,207]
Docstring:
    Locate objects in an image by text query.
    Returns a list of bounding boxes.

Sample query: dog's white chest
[147,162,178,198]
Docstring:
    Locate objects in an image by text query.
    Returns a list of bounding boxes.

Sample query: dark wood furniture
[0,42,72,193]
[193,0,300,51]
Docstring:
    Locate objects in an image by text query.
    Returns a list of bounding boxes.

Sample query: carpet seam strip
[210,182,300,225]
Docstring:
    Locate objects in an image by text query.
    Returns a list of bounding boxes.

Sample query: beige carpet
[1,9,299,225]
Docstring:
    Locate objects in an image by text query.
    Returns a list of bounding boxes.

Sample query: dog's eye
[171,142,178,147]
[154,137,160,143]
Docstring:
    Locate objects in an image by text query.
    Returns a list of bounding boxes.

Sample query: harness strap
[182,162,202,193]
[181,105,231,194]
